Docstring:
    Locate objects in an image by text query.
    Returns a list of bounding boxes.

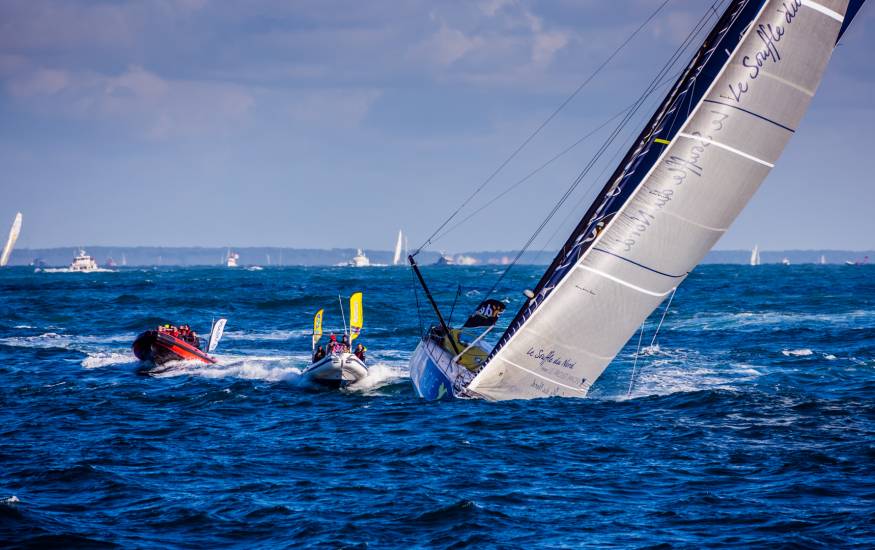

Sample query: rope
[627,323,647,397]
[412,0,673,256]
[627,286,677,397]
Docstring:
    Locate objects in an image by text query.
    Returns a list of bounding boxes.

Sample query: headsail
[349,292,363,342]
[468,0,862,400]
[1,212,22,267]
[393,230,404,265]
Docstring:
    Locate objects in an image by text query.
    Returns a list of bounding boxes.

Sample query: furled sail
[1,212,22,267]
[468,0,862,400]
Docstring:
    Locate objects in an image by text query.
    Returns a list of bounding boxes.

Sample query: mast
[408,255,460,354]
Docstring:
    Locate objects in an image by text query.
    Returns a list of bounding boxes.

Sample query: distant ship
[749,245,760,266]
[226,251,239,268]
[781,257,791,266]
[346,248,371,267]
[434,253,455,266]
[69,250,100,272]
[105,257,118,268]
[1,212,22,267]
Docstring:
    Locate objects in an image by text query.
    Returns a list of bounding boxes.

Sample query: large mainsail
[1,212,22,267]
[468,0,863,400]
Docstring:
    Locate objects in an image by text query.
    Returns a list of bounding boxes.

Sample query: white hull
[302,353,368,388]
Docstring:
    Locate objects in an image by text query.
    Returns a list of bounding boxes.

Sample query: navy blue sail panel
[839,0,866,40]
[486,0,764,361]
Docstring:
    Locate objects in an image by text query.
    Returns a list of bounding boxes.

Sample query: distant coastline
[6,247,873,267]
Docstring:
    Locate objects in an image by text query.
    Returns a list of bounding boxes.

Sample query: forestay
[468,0,859,400]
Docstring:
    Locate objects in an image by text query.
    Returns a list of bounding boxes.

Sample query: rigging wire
[412,0,673,256]
[627,286,677,396]
[430,69,683,246]
[481,0,728,299]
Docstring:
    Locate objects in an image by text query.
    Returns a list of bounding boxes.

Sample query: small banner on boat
[349,292,363,342]
[312,309,324,348]
[463,299,506,328]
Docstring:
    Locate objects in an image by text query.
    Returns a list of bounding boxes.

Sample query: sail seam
[489,357,589,394]
[758,70,815,97]
[702,99,795,132]
[677,132,775,167]
[576,265,676,297]
[592,247,688,278]
[658,207,730,232]
[804,0,845,22]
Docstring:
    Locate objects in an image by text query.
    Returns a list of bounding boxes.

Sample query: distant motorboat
[781,257,791,266]
[434,253,455,266]
[749,245,760,266]
[345,248,371,267]
[845,256,869,266]
[70,250,101,272]
[1,212,22,267]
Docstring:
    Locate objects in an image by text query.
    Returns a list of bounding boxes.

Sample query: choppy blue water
[1,265,873,548]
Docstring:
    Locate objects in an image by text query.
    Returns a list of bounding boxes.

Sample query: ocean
[1,265,873,548]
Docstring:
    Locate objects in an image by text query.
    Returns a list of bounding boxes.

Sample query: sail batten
[467,0,860,400]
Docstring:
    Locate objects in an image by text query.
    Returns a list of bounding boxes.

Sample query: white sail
[393,230,404,265]
[750,245,760,266]
[468,0,853,400]
[1,212,22,267]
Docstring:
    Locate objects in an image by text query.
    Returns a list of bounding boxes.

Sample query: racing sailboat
[302,292,368,388]
[1,212,22,267]
[392,230,407,266]
[750,245,761,266]
[408,0,866,400]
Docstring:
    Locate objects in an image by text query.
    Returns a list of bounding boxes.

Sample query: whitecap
[782,348,814,357]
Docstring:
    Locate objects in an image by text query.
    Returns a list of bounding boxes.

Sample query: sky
[1,0,873,253]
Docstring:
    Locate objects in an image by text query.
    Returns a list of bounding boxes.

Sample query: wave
[668,309,875,332]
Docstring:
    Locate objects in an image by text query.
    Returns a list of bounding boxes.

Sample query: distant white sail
[750,245,760,266]
[1,212,22,267]
[468,0,858,400]
[393,230,404,265]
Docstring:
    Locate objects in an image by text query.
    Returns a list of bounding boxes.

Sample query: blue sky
[1,0,873,252]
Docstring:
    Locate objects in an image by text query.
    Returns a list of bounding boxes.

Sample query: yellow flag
[312,309,324,349]
[349,292,363,342]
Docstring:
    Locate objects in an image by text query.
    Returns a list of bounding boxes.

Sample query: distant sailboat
[819,255,827,265]
[749,245,760,266]
[407,0,866,401]
[1,212,22,267]
[392,230,406,266]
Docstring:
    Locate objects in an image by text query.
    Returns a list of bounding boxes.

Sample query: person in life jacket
[313,345,326,362]
[328,333,343,354]
[341,334,350,353]
[354,343,366,361]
